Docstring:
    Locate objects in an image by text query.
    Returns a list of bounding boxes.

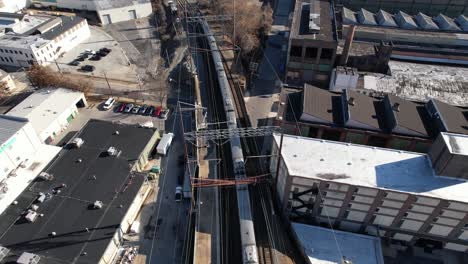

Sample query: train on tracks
[199,20,259,264]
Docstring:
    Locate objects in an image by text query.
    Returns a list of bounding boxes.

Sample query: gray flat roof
[290,0,335,42]
[0,115,28,147]
[0,120,156,264]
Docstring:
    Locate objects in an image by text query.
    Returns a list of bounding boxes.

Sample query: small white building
[0,13,90,67]
[6,88,87,143]
[292,223,384,264]
[33,0,153,25]
[0,114,61,214]
[0,68,15,92]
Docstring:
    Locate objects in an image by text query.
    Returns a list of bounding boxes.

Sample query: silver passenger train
[200,20,259,264]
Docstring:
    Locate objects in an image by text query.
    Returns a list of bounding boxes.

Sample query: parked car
[76,56,85,62]
[80,65,95,72]
[175,186,183,202]
[139,105,148,115]
[68,60,80,66]
[97,51,109,57]
[84,49,96,55]
[102,97,115,110]
[90,55,101,61]
[160,109,170,119]
[117,103,126,112]
[154,106,162,117]
[80,53,90,59]
[100,48,112,53]
[132,105,141,114]
[146,106,155,116]
[124,103,134,113]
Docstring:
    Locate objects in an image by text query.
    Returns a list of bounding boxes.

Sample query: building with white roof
[0,13,90,67]
[270,134,468,252]
[0,115,60,215]
[6,88,87,143]
[292,223,384,264]
[32,0,153,25]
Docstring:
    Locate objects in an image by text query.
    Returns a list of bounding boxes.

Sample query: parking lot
[53,98,170,146]
[54,26,138,83]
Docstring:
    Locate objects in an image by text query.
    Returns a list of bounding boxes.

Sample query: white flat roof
[0,144,60,215]
[6,88,84,137]
[441,132,468,156]
[276,135,468,203]
[292,223,384,264]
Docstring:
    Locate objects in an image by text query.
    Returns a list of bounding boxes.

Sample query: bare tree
[27,65,94,95]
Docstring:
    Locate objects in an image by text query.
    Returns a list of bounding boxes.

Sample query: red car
[154,106,162,117]
[117,103,126,112]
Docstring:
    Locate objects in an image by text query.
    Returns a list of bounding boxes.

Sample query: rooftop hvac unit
[93,200,103,209]
[24,210,38,223]
[38,172,53,181]
[70,137,84,148]
[17,252,40,264]
[308,0,320,32]
[0,246,9,262]
[107,146,121,157]
[36,193,46,203]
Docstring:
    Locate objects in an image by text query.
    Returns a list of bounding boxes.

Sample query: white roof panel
[275,135,468,203]
[376,9,397,27]
[6,88,84,137]
[292,223,384,264]
[357,8,377,25]
[415,12,439,30]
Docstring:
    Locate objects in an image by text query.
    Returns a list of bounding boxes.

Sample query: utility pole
[103,72,113,96]
[54,58,62,74]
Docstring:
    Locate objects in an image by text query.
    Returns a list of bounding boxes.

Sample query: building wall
[0,122,42,180]
[99,182,151,264]
[271,141,468,252]
[32,0,97,10]
[0,18,90,67]
[286,38,337,85]
[97,3,153,25]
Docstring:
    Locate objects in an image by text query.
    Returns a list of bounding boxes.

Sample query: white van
[157,133,174,155]
[103,97,115,110]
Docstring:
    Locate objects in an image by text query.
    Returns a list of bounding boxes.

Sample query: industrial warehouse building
[0,119,158,263]
[0,12,90,67]
[277,84,468,152]
[32,0,153,25]
[6,88,87,144]
[271,133,468,252]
